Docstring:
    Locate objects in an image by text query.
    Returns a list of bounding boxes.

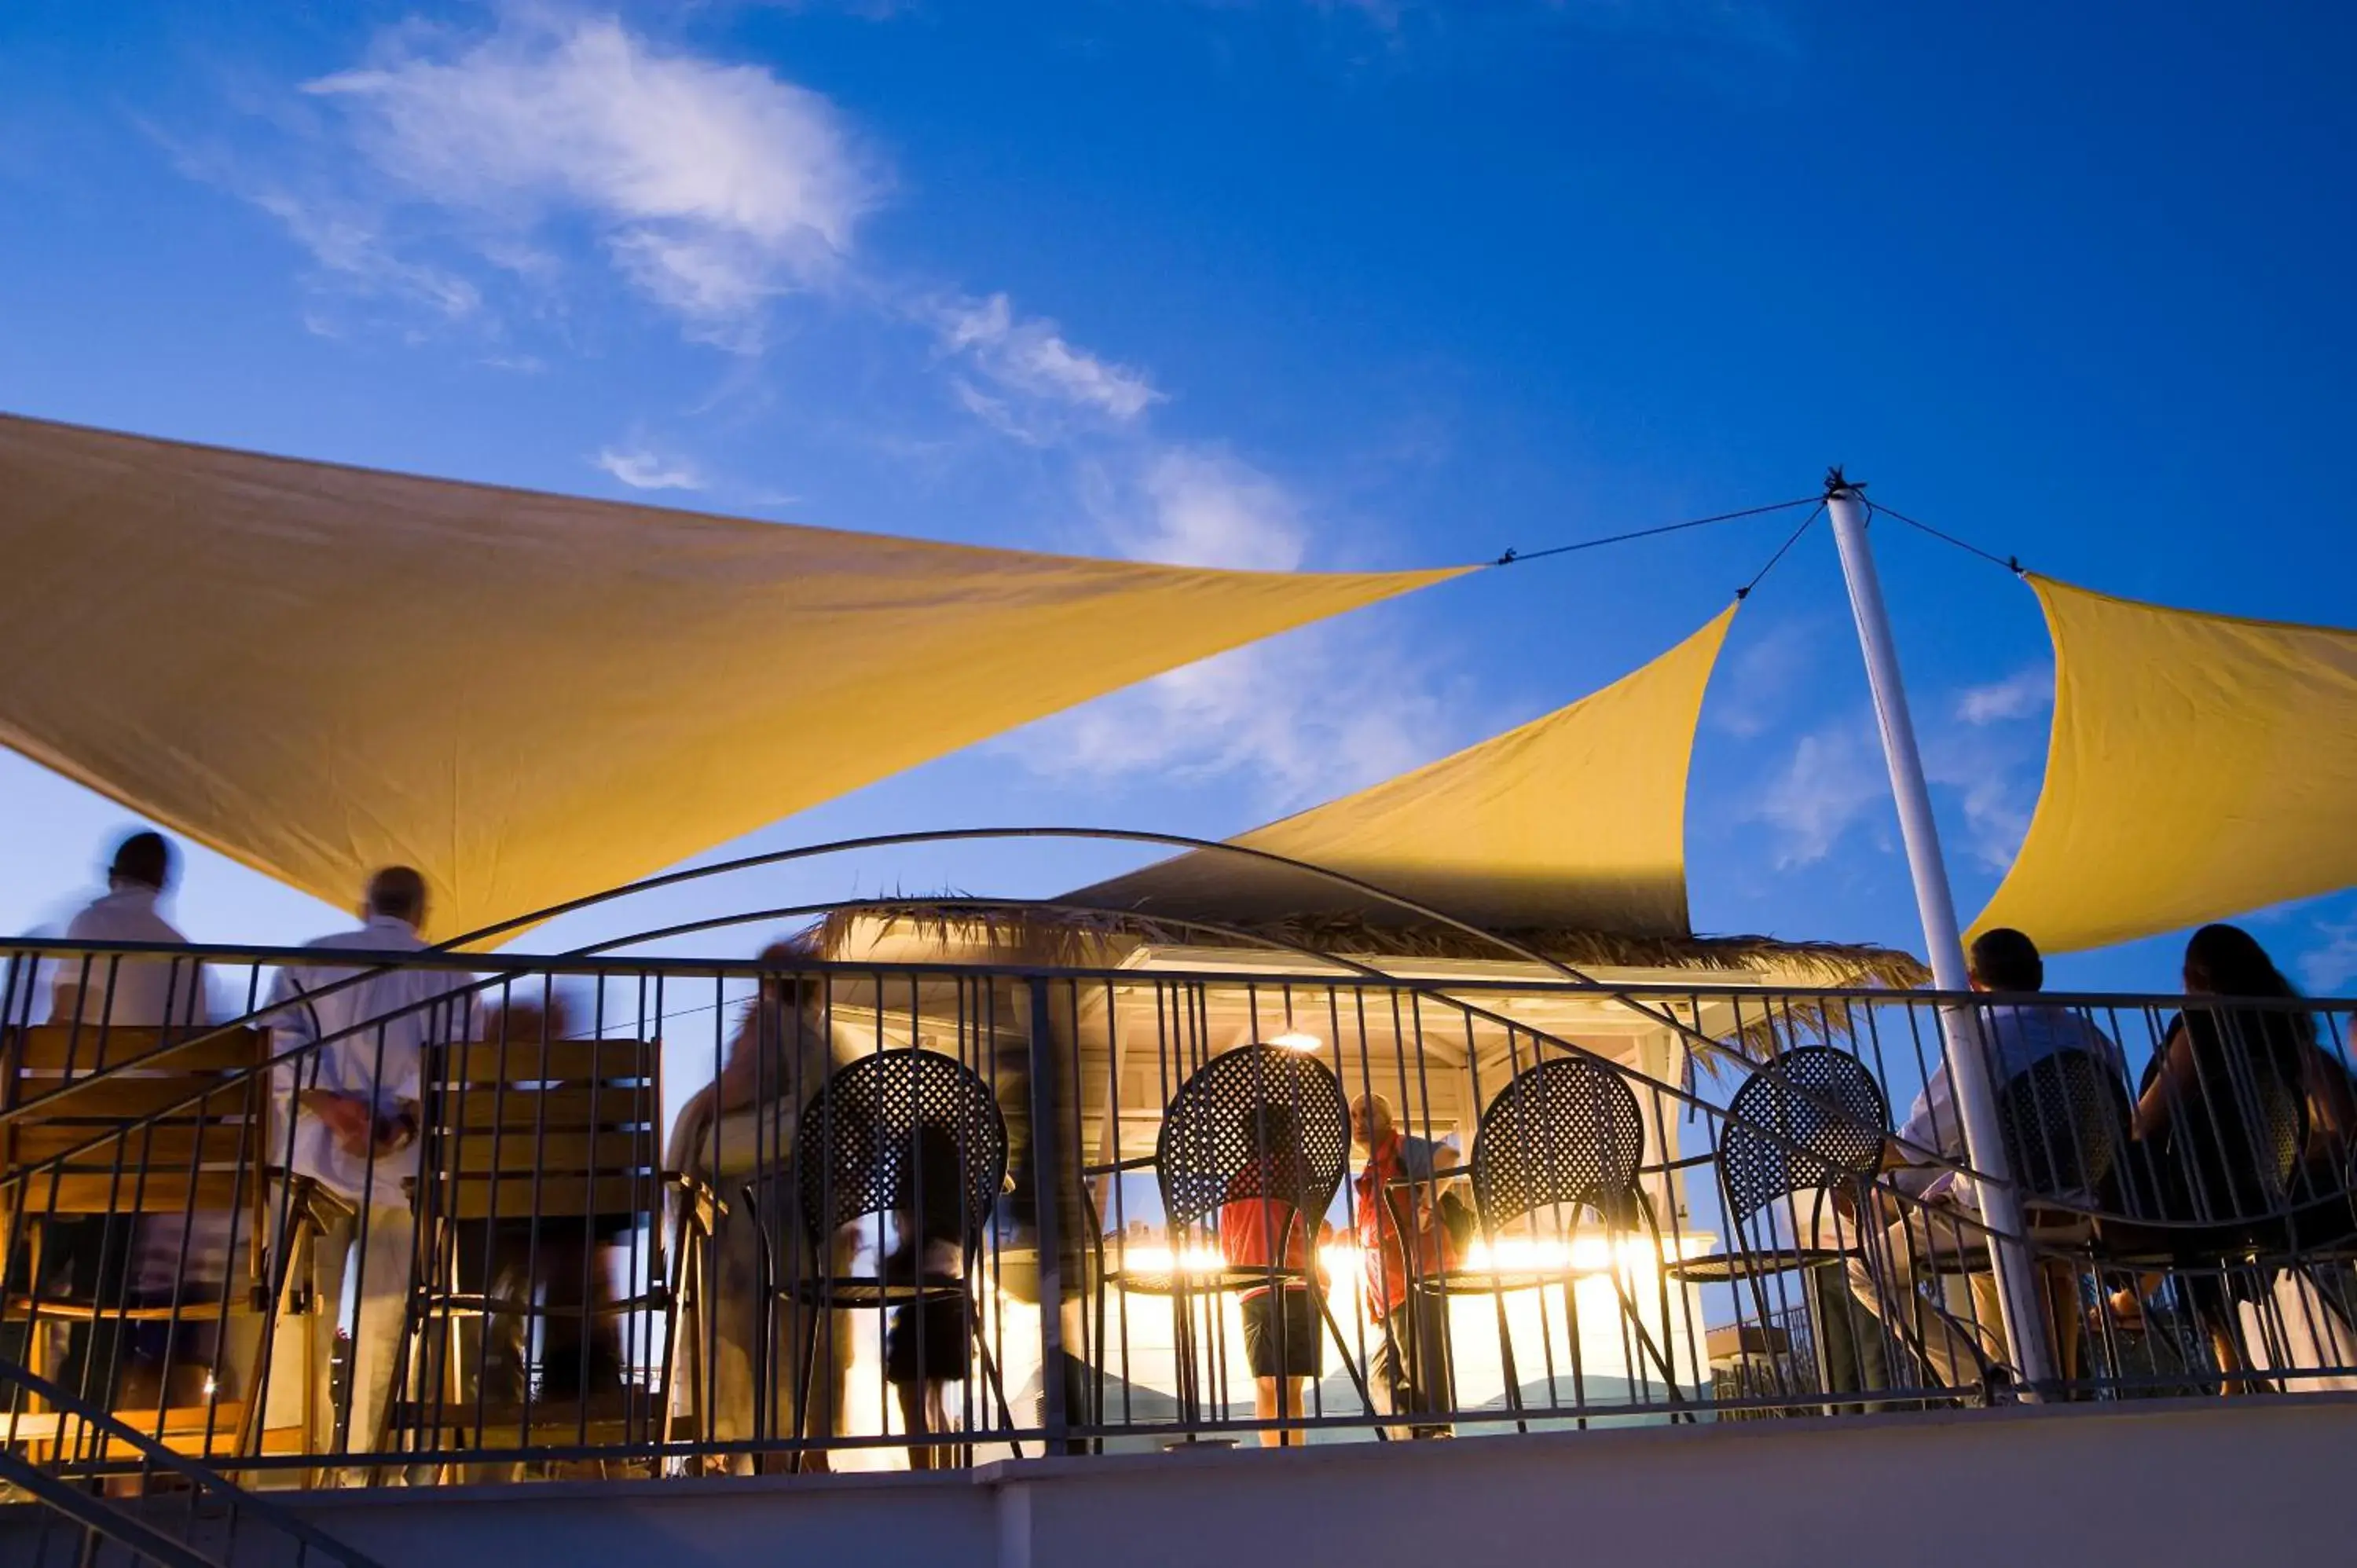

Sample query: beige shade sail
[1068,603,1739,936]
[1970,575,2357,954]
[0,414,1468,941]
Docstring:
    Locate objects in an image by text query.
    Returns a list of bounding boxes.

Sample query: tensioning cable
[1490,495,1820,568]
[1865,498,2025,577]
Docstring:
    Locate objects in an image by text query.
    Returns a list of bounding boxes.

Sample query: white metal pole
[1822,474,2055,1393]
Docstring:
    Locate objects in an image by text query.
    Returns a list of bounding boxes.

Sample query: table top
[1100,1262,1322,1297]
[1664,1245,1854,1283]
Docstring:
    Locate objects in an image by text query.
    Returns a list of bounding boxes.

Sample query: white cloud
[593,443,706,492]
[1923,738,2037,871]
[1127,448,1307,572]
[192,14,1175,406]
[1707,616,1821,738]
[1008,447,1443,808]
[933,292,1160,427]
[2301,921,2357,996]
[276,13,879,350]
[1749,718,1887,869]
[1956,665,2053,727]
[247,187,485,321]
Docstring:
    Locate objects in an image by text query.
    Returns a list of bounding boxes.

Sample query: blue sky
[2,0,2354,997]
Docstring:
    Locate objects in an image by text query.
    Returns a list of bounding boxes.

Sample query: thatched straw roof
[810,899,1929,991]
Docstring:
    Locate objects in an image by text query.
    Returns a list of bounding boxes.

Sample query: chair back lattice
[794,1049,1007,1247]
[1996,1050,2126,1203]
[1472,1057,1648,1231]
[1156,1046,1348,1234]
[1718,1046,1890,1233]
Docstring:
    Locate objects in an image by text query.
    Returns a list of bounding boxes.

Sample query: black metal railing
[3,930,2354,1489]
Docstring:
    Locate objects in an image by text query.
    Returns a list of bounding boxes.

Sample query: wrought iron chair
[765,1046,1014,1468]
[1666,1044,1890,1401]
[1424,1055,1686,1425]
[392,1033,709,1474]
[1138,1043,1377,1435]
[0,1024,325,1464]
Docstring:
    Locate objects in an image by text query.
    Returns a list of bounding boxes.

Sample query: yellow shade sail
[0,414,1466,941]
[1069,604,1738,936]
[1970,575,2357,954]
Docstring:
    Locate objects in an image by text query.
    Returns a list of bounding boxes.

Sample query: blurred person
[665,947,849,1472]
[265,866,470,1478]
[453,992,630,1427]
[1219,1097,1329,1447]
[49,831,211,1031]
[1350,1092,1460,1438]
[38,832,233,1416]
[882,1125,977,1470]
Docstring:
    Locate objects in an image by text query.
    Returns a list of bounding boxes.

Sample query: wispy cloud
[1956,665,2053,727]
[1748,716,1888,869]
[1707,615,1823,738]
[2302,921,2357,996]
[183,11,1160,422]
[933,293,1160,423]
[1009,446,1446,808]
[295,15,880,351]
[1924,664,2055,869]
[593,442,706,493]
[1923,738,2037,871]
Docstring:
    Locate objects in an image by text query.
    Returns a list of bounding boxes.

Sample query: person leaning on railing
[1350,1092,1462,1438]
[663,947,849,1473]
[263,867,471,1478]
[1842,928,2124,1391]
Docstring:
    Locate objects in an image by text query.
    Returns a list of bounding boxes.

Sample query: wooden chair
[390,1034,712,1474]
[0,1024,324,1466]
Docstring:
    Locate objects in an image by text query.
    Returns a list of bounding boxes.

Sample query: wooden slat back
[2,1027,272,1218]
[438,1039,652,1085]
[418,1038,662,1224]
[10,1028,266,1075]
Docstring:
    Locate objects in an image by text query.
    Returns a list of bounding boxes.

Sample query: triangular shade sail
[0,415,1467,941]
[1068,605,1738,936]
[1970,576,2357,954]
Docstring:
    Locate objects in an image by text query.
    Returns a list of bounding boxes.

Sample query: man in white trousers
[267,867,470,1481]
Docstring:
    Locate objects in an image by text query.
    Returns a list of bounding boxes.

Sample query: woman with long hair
[2118,925,2318,1385]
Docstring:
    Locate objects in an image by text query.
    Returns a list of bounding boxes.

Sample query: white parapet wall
[9,1397,2353,1568]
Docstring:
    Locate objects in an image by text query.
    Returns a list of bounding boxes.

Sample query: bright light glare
[1268,1031,1321,1053]
[1116,1244,1226,1277]
[1457,1233,1719,1277]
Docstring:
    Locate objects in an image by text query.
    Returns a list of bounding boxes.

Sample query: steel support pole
[1823,476,2055,1394]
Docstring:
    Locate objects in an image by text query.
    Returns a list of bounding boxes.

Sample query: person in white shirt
[51,830,212,1033]
[266,866,471,1475]
[1844,927,2124,1389]
[43,832,229,1412]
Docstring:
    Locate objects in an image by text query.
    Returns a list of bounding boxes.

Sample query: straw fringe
[810,900,1928,991]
